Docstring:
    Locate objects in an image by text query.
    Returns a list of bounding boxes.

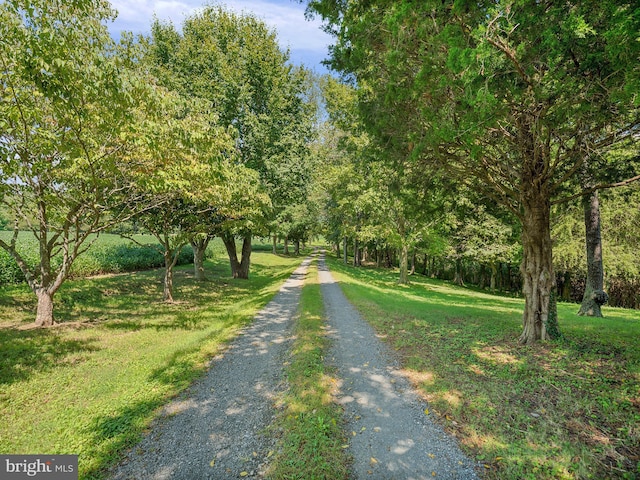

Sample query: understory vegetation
[326,256,640,480]
[0,233,199,286]
[0,251,303,478]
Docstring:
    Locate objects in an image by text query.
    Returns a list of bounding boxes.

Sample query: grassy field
[325,255,640,479]
[0,232,203,285]
[268,257,350,479]
[0,250,304,479]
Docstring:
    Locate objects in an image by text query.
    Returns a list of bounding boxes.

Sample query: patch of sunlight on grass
[472,346,522,366]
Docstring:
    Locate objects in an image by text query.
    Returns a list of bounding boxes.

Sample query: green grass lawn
[325,255,640,480]
[0,250,304,479]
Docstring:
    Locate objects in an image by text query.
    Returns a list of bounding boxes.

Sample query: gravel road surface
[109,257,313,479]
[318,255,479,479]
[109,253,479,479]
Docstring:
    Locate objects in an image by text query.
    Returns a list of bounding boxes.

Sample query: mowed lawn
[0,249,304,479]
[326,256,640,480]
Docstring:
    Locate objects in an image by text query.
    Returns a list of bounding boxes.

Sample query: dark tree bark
[343,237,348,264]
[163,251,175,302]
[353,238,360,267]
[222,233,252,279]
[453,258,465,286]
[578,190,608,316]
[294,239,300,255]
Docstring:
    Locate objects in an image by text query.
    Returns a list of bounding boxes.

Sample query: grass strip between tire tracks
[268,256,351,479]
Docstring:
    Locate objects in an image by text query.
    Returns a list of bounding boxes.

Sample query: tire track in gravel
[109,256,314,480]
[318,253,479,480]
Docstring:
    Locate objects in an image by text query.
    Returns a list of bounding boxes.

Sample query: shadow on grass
[82,399,165,480]
[0,327,100,386]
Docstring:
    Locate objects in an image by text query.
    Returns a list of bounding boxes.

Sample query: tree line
[2,0,639,346]
[0,0,318,326]
[304,0,640,344]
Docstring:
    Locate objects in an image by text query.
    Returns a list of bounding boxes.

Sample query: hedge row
[0,242,194,286]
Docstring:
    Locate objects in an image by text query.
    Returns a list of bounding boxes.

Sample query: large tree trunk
[578,190,608,316]
[191,237,210,281]
[222,233,251,279]
[35,288,55,327]
[519,194,556,345]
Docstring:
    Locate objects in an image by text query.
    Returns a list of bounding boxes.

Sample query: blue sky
[107,0,333,74]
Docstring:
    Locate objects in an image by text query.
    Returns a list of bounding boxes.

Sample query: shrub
[0,238,194,286]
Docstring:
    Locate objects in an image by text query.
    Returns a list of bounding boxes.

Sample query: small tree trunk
[222,233,242,278]
[191,237,210,281]
[294,239,300,256]
[409,249,416,276]
[284,237,289,255]
[578,190,607,316]
[272,235,277,254]
[398,243,409,284]
[490,262,497,293]
[163,251,178,302]
[35,289,55,327]
[343,237,348,264]
[353,238,359,267]
[453,258,465,286]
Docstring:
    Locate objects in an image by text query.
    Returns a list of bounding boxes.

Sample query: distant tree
[148,8,315,279]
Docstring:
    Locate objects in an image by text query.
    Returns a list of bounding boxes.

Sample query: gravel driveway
[109,253,479,479]
[109,257,313,479]
[318,255,478,479]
